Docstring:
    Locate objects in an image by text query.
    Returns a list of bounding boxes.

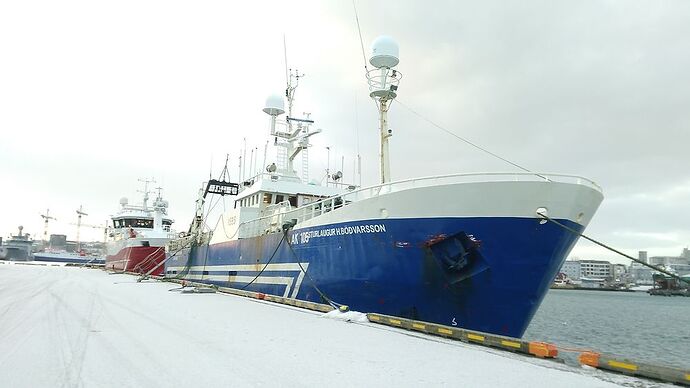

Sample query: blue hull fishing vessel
[165,36,603,337]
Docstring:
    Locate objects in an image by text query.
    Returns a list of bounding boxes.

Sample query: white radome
[119,197,128,207]
[370,35,399,68]
[263,94,286,116]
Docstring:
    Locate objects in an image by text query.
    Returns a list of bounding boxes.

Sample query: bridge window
[263,193,273,204]
[119,218,154,228]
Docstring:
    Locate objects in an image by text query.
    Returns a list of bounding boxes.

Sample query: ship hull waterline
[166,216,583,338]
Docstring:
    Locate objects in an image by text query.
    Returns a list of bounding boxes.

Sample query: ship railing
[238,201,293,237]
[236,172,601,237]
[342,172,602,200]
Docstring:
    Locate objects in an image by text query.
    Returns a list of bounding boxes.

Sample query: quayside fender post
[366,35,402,184]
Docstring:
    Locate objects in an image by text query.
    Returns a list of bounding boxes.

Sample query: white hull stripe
[167,263,309,299]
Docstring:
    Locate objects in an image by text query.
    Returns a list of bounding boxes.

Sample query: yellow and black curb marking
[366,313,557,358]
[579,352,690,386]
[160,277,335,313]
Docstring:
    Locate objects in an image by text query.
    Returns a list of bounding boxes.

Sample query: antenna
[352,0,370,75]
[242,138,247,182]
[326,146,331,186]
[137,178,155,210]
[366,36,401,183]
[254,147,259,177]
[262,141,269,177]
[354,93,362,186]
[249,148,255,178]
[283,34,289,89]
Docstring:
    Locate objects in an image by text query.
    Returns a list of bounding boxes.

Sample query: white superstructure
[106,181,175,257]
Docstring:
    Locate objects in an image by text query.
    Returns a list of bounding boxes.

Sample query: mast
[366,36,401,184]
[262,69,320,180]
[137,178,155,211]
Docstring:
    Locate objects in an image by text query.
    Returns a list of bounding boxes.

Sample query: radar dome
[263,94,285,116]
[119,197,128,206]
[370,35,399,68]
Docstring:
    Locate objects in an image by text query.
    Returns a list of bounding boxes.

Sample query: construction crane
[40,209,56,244]
[75,205,88,251]
[69,220,109,246]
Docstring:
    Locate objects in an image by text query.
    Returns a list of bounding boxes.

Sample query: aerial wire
[395,99,548,180]
[352,0,369,75]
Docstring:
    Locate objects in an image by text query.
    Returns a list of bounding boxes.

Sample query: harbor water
[524,289,690,370]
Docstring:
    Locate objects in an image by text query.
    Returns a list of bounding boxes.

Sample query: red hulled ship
[105,181,174,275]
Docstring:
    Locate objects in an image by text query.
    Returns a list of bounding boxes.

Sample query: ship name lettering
[293,223,387,245]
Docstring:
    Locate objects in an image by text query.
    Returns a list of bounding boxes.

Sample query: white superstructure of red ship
[105,181,174,275]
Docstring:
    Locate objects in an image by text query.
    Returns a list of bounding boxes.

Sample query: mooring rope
[537,212,690,286]
[238,233,286,291]
[284,229,348,311]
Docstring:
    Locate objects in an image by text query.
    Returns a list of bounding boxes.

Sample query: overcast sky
[1,0,688,264]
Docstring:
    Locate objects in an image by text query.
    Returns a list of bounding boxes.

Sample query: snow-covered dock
[0,263,655,387]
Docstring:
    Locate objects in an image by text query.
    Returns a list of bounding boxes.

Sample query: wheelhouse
[112,217,173,231]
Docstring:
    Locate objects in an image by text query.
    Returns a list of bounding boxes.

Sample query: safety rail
[167,232,211,251]
[237,172,602,237]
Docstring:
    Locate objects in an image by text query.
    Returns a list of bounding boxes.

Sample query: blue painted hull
[166,217,582,338]
[33,255,105,264]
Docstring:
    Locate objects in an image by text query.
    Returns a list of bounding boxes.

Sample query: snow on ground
[0,263,664,387]
[321,309,369,323]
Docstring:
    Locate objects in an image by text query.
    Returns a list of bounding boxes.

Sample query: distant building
[639,251,648,264]
[49,234,67,249]
[579,260,613,280]
[648,253,690,276]
[612,264,628,281]
[630,264,654,285]
[560,260,581,281]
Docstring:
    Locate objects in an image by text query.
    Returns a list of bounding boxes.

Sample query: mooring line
[537,212,690,286]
